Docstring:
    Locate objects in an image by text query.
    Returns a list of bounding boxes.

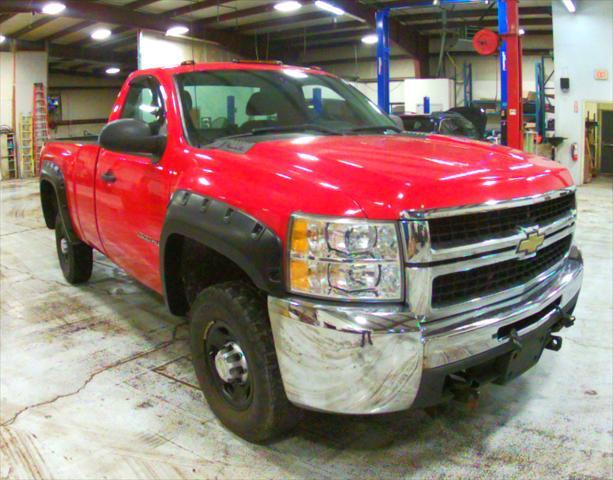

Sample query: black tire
[189,281,302,443]
[55,213,93,284]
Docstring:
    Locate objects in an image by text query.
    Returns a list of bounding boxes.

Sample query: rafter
[48,43,135,66]
[198,3,277,26]
[397,5,551,22]
[125,0,160,9]
[41,20,96,42]
[324,0,420,59]
[79,26,133,47]
[415,17,551,31]
[0,13,18,24]
[0,0,262,57]
[7,15,56,38]
[268,20,366,40]
[234,12,331,33]
[164,0,234,18]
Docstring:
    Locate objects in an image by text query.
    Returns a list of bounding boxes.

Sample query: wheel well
[40,180,58,229]
[164,234,253,315]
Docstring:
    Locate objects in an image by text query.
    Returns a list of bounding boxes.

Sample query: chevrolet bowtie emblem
[517,229,545,255]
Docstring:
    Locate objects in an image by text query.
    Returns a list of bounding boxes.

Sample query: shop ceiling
[0,0,553,78]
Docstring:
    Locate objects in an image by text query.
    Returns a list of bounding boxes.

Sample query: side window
[121,77,165,133]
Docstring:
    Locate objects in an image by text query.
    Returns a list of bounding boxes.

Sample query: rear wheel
[189,281,302,443]
[55,213,93,284]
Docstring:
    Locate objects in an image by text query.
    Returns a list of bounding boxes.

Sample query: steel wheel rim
[205,322,253,410]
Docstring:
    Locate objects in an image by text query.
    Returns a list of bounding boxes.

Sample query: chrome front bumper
[268,247,583,414]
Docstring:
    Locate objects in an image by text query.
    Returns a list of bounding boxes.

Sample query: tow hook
[509,328,523,351]
[555,306,576,328]
[545,334,563,351]
[448,374,480,407]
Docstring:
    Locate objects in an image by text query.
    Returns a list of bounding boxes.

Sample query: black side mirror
[99,119,166,159]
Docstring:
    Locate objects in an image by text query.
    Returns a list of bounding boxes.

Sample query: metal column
[497,0,523,149]
[535,58,546,140]
[376,9,391,114]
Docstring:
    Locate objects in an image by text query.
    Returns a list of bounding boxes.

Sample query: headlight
[288,214,403,301]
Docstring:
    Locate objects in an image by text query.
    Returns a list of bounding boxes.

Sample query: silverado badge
[517,229,545,256]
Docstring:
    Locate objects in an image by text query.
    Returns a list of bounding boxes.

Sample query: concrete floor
[0,177,611,480]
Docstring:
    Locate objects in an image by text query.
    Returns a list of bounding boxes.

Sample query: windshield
[175,69,397,146]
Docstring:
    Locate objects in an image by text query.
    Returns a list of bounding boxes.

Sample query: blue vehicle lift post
[535,58,546,140]
[376,0,487,114]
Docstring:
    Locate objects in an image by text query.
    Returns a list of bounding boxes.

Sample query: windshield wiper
[349,125,402,134]
[250,124,342,135]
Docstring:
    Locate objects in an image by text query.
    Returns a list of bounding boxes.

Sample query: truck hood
[241,133,574,219]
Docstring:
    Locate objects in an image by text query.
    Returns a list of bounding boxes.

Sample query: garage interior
[1,0,612,478]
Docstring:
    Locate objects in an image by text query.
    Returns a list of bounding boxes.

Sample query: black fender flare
[160,190,285,311]
[40,160,79,244]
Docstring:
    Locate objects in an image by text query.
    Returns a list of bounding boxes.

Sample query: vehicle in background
[399,111,482,140]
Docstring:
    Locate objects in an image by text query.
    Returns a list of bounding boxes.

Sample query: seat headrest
[246,90,279,116]
[181,90,193,112]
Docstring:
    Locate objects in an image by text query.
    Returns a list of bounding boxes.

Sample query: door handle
[101,170,116,183]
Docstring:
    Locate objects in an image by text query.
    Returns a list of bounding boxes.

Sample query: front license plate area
[493,331,550,384]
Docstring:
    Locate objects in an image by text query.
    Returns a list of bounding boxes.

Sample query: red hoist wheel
[473,29,499,56]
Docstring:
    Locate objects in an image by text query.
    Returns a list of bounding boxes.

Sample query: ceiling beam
[125,0,161,8]
[302,46,554,68]
[49,67,127,79]
[0,0,261,57]
[397,6,552,22]
[198,3,281,26]
[326,0,421,59]
[268,20,366,40]
[6,15,55,38]
[40,20,96,42]
[415,17,551,30]
[79,26,133,47]
[164,0,234,18]
[288,30,367,47]
[0,38,46,52]
[48,43,135,65]
[298,39,369,50]
[0,13,18,24]
[234,12,332,33]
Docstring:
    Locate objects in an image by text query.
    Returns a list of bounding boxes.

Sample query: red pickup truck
[40,61,583,443]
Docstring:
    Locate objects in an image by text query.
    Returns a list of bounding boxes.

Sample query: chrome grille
[428,193,576,247]
[431,235,572,308]
[402,187,576,321]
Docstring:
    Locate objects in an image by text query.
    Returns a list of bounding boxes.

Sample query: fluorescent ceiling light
[361,34,378,45]
[91,28,111,40]
[519,28,525,35]
[106,67,121,75]
[561,0,576,13]
[0,35,5,44]
[41,2,66,15]
[315,1,344,15]
[166,25,189,37]
[274,1,302,13]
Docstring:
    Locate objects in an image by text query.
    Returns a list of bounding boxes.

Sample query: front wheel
[55,213,93,284]
[189,282,302,443]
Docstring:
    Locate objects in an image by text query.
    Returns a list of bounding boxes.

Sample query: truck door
[95,75,170,292]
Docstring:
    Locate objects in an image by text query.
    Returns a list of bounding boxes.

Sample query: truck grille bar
[432,235,572,308]
[428,193,576,247]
